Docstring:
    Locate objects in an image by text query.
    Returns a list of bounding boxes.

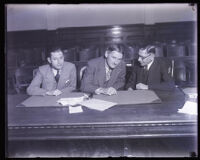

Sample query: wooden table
[7,88,197,157]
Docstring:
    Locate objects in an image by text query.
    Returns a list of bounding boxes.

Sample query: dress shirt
[145,59,154,70]
[105,61,112,81]
[52,68,61,76]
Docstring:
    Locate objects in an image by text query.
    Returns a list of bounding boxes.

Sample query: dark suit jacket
[27,62,77,96]
[126,58,175,91]
[80,56,126,93]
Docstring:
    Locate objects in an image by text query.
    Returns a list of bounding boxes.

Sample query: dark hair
[106,44,124,55]
[146,45,156,54]
[47,47,63,58]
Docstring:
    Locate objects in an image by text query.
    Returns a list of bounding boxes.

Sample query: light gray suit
[80,56,126,93]
[27,62,77,96]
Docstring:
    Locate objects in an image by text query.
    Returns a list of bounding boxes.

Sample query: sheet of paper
[178,101,197,115]
[69,105,83,114]
[182,87,197,99]
[93,90,161,105]
[19,92,85,107]
[80,98,117,111]
[57,97,84,106]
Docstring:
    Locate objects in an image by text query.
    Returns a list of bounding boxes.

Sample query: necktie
[142,66,148,84]
[144,65,148,71]
[106,69,112,81]
[55,70,60,83]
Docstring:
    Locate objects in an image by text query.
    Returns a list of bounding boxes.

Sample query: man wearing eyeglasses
[126,45,175,91]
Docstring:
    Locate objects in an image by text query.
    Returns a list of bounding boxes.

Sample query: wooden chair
[12,67,33,94]
[63,48,77,61]
[155,46,164,57]
[166,41,186,57]
[78,46,99,61]
[173,60,187,86]
[33,68,38,78]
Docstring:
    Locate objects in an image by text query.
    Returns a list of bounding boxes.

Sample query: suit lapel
[147,59,157,83]
[107,64,121,86]
[46,66,57,90]
[98,58,106,86]
[57,62,68,89]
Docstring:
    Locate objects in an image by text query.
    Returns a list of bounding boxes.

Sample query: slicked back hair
[105,44,124,55]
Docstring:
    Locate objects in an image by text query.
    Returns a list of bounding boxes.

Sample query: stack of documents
[57,96,85,106]
[178,101,197,115]
[57,94,117,112]
[80,98,117,111]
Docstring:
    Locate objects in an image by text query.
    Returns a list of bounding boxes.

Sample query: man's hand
[106,87,117,95]
[46,89,62,96]
[95,88,104,95]
[95,87,117,95]
[136,83,148,90]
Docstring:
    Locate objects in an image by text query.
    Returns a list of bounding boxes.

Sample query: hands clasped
[46,89,62,96]
[95,87,117,96]
[136,83,148,90]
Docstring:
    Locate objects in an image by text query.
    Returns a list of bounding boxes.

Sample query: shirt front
[105,60,112,81]
[146,59,154,70]
[52,68,61,76]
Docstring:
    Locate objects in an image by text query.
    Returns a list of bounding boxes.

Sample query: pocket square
[65,80,70,84]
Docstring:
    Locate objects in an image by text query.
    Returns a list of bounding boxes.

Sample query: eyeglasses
[138,53,152,60]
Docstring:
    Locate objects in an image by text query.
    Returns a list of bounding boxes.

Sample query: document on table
[69,105,83,114]
[181,87,197,99]
[57,97,85,106]
[80,98,117,111]
[93,90,161,105]
[178,101,197,115]
[19,92,85,107]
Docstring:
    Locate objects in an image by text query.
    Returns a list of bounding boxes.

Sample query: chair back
[13,67,33,93]
[166,42,186,57]
[33,68,38,78]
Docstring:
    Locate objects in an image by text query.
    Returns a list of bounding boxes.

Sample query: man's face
[138,49,154,66]
[105,51,123,69]
[48,50,64,70]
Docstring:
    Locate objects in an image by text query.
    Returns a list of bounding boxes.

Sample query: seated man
[80,44,126,95]
[126,45,175,91]
[27,47,77,96]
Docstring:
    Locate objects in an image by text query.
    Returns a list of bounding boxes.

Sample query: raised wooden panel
[6,21,196,89]
[6,30,47,48]
[155,21,195,42]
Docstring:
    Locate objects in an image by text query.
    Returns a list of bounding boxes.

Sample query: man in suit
[27,47,77,96]
[126,45,175,91]
[80,44,126,95]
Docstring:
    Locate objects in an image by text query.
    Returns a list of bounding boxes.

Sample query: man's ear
[105,51,109,58]
[47,57,51,64]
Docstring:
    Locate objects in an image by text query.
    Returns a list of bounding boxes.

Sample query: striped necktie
[106,68,112,81]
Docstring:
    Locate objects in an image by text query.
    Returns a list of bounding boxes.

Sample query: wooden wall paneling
[6,21,196,90]
[76,32,102,61]
[143,25,156,45]
[6,30,47,48]
[6,30,47,93]
[155,21,194,43]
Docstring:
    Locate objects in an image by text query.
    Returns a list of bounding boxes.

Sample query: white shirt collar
[52,67,61,76]
[146,59,154,70]
[105,60,112,73]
